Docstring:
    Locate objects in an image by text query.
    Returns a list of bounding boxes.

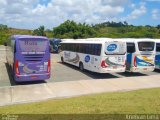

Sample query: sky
[0,0,160,29]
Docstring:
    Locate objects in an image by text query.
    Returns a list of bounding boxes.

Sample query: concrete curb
[0,75,160,107]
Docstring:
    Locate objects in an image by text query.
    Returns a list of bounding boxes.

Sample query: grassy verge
[0,88,160,114]
[1,88,160,120]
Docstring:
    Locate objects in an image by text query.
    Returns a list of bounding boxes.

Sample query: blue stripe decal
[136,57,154,66]
[127,53,132,64]
[155,54,160,66]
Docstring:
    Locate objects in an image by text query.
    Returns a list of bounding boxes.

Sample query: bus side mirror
[4,42,7,46]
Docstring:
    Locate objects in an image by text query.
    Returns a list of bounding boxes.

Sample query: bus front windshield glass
[105,42,126,55]
[138,42,154,51]
[19,39,48,53]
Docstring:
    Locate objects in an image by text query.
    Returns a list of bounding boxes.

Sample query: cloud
[152,9,159,20]
[127,2,147,20]
[0,0,128,29]
[130,3,136,8]
[145,0,160,2]
[101,0,129,6]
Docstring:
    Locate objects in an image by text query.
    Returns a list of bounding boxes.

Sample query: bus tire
[61,57,64,63]
[79,62,84,71]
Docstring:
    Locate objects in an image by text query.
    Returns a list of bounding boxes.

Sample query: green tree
[33,26,46,36]
[0,24,9,44]
[53,20,96,39]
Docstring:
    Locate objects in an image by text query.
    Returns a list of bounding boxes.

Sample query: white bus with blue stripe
[124,38,155,72]
[155,39,160,69]
[60,38,126,73]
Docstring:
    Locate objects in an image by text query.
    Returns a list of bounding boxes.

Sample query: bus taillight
[15,60,20,75]
[47,59,51,73]
[101,60,108,68]
[134,56,137,67]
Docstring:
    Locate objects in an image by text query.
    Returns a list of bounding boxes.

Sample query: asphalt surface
[0,45,160,87]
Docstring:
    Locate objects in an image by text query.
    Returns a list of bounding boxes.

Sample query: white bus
[155,39,160,69]
[124,38,156,72]
[60,38,127,73]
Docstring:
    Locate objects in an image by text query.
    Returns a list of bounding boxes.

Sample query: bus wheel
[79,62,84,71]
[61,57,64,63]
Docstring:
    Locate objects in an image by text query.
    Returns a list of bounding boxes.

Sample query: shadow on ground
[58,62,119,79]
[5,63,46,86]
[153,69,160,73]
[58,62,150,79]
[117,72,148,77]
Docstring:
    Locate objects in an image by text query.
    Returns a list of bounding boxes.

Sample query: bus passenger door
[155,52,160,69]
[126,53,132,71]
[126,43,136,71]
[155,43,160,69]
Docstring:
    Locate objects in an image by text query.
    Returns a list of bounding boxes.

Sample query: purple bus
[5,35,51,82]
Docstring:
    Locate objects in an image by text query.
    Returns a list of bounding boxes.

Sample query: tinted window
[19,39,48,52]
[96,44,102,55]
[90,44,95,55]
[61,43,102,56]
[127,43,135,53]
[138,42,154,51]
[75,44,79,52]
[156,43,160,52]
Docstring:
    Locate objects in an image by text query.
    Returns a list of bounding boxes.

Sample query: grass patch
[0,88,160,114]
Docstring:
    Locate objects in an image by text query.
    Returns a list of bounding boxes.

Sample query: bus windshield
[105,42,126,55]
[138,42,154,51]
[18,39,48,53]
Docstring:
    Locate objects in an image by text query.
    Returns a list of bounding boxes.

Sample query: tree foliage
[0,21,160,45]
[52,20,160,39]
[0,24,8,32]
[33,26,46,36]
[0,24,9,44]
[53,20,97,39]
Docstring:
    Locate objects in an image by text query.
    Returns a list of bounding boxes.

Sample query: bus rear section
[100,41,126,73]
[126,41,155,72]
[14,37,50,82]
[50,38,62,53]
[155,41,160,69]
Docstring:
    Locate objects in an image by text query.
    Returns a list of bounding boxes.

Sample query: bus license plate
[31,76,37,79]
[113,66,117,69]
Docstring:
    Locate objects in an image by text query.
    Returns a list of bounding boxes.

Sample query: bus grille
[23,54,44,61]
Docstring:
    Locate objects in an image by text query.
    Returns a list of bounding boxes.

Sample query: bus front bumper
[14,73,50,82]
[129,67,155,73]
[99,67,126,73]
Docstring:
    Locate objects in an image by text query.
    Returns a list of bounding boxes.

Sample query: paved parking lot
[0,45,160,87]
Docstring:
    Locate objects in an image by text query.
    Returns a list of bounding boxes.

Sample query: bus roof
[121,38,155,42]
[155,39,160,42]
[50,38,61,41]
[11,35,48,40]
[61,38,126,44]
[61,38,156,44]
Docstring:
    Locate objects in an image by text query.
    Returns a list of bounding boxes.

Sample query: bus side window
[156,43,160,52]
[93,44,98,55]
[127,43,135,53]
[75,44,79,52]
[85,44,89,54]
[96,44,102,56]
[66,43,69,51]
[81,44,85,53]
[72,43,76,52]
[63,44,66,51]
[90,44,94,55]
